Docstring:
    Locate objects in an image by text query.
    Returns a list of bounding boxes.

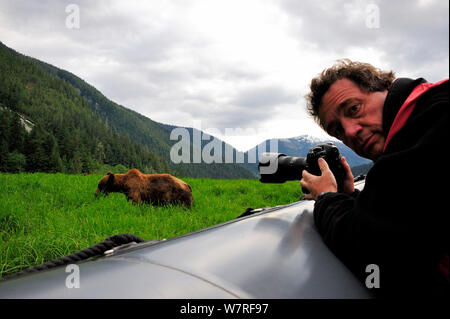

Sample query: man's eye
[348,104,360,115]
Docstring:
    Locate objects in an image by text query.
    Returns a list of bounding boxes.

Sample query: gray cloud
[233,85,298,108]
[0,0,448,150]
[163,84,300,130]
[280,0,449,80]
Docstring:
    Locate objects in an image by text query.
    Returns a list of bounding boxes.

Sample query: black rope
[4,233,145,280]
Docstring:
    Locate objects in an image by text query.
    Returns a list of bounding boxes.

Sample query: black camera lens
[258,143,346,192]
[258,153,307,183]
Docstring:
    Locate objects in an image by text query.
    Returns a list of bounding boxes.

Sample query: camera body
[258,143,346,192]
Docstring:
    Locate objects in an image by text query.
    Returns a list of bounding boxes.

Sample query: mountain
[0,41,256,178]
[244,135,373,176]
[34,50,256,179]
[351,162,374,177]
[0,41,172,174]
[0,41,371,179]
[161,123,258,176]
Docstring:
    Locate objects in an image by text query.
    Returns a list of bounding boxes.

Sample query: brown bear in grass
[95,169,193,208]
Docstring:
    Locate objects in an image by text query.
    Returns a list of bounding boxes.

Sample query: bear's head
[95,172,115,197]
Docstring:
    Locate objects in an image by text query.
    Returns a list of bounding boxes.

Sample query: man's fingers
[300,178,308,188]
[303,193,313,200]
[299,179,312,199]
[341,156,351,171]
[302,169,313,180]
[318,157,330,173]
[300,158,338,200]
[341,156,354,178]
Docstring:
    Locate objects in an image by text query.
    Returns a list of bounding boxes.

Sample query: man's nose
[342,119,362,140]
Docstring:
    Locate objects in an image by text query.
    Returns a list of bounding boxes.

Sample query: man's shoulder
[382,78,427,134]
[411,78,448,119]
[417,79,449,105]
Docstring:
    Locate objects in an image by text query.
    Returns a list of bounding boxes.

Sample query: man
[300,59,448,298]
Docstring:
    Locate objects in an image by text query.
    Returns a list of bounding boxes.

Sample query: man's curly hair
[305,59,395,130]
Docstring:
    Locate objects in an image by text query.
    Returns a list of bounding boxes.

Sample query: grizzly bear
[95,169,193,207]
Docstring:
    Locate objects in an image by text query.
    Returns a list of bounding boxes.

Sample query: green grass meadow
[0,173,302,278]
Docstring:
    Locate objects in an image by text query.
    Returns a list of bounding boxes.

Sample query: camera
[258,143,346,192]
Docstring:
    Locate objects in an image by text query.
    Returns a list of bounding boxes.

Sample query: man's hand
[300,157,337,200]
[340,156,355,195]
[300,156,355,200]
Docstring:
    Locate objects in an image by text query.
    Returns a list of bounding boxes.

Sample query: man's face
[319,78,387,160]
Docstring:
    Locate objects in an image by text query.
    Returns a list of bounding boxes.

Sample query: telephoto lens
[258,143,346,192]
[258,153,307,183]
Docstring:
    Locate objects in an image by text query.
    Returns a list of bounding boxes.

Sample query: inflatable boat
[0,180,372,299]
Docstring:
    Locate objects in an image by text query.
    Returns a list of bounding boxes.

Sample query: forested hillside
[0,41,256,178]
[35,57,256,179]
[0,42,171,174]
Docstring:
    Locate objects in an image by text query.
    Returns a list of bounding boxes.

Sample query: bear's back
[141,173,193,206]
[145,174,187,190]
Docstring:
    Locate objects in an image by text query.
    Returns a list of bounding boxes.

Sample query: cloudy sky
[0,0,448,151]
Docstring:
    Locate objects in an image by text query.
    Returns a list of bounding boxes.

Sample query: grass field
[0,173,302,278]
